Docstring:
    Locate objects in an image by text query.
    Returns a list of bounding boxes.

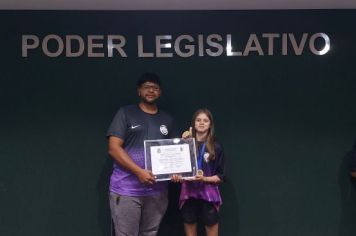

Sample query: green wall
[0,10,356,236]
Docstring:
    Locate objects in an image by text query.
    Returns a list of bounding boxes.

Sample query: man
[107,73,175,236]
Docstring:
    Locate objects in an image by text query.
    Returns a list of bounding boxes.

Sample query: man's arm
[351,172,356,178]
[108,136,156,184]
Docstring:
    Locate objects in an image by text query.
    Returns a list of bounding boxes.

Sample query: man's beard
[140,96,157,104]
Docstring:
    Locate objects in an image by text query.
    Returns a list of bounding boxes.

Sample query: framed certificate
[144,138,198,181]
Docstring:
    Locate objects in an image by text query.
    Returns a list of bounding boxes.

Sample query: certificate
[144,138,198,181]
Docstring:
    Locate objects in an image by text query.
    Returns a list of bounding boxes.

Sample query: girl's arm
[196,175,222,184]
[215,143,227,182]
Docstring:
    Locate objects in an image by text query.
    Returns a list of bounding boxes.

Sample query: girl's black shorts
[181,198,219,226]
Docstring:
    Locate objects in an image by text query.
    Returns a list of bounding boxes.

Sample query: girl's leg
[205,223,218,236]
[184,223,197,236]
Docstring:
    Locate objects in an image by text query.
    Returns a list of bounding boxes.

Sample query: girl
[176,108,226,236]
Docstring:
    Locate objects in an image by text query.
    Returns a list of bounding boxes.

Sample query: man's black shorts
[181,198,219,226]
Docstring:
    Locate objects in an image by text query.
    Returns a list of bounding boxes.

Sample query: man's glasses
[141,84,160,91]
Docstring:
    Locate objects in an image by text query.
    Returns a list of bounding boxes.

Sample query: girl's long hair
[191,108,215,160]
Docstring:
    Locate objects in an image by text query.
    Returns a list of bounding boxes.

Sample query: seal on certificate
[197,169,204,176]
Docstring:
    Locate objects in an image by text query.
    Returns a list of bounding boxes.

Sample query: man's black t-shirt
[107,104,175,196]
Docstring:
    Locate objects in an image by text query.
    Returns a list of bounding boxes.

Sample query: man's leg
[139,191,168,236]
[109,192,142,236]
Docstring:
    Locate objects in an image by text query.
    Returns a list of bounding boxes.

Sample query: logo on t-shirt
[160,125,168,135]
[131,125,141,129]
[204,152,210,162]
